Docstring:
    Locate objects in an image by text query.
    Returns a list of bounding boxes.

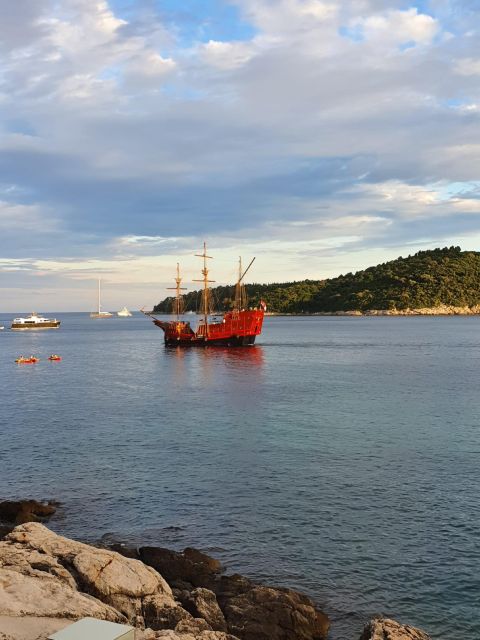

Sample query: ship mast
[167,263,186,321]
[194,242,215,337]
[234,257,255,311]
[234,257,248,310]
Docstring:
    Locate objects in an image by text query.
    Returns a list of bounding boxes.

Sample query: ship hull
[165,334,257,347]
[11,322,61,330]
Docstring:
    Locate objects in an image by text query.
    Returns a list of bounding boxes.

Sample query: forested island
[153,246,480,315]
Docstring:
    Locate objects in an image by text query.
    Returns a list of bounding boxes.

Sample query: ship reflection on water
[164,344,265,389]
[165,344,264,364]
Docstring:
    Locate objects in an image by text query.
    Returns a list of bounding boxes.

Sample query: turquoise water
[1,314,479,639]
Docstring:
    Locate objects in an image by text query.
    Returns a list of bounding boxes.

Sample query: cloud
[0,0,480,309]
[455,58,480,76]
[356,8,439,47]
[199,40,257,70]
[0,200,59,232]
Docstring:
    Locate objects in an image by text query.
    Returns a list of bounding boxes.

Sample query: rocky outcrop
[0,500,58,541]
[364,305,480,316]
[0,523,190,633]
[314,304,480,316]
[177,588,228,631]
[215,576,329,640]
[139,546,223,591]
[138,546,330,640]
[139,631,238,640]
[0,523,432,640]
[359,618,432,640]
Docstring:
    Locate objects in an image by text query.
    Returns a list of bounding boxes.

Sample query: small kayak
[15,356,38,364]
[48,355,62,361]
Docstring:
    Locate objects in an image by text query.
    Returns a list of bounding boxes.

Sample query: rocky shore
[268,304,480,316]
[0,501,431,640]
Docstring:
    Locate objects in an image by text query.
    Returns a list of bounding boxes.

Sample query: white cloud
[0,201,59,232]
[455,58,480,76]
[238,0,338,35]
[200,40,257,70]
[358,8,439,46]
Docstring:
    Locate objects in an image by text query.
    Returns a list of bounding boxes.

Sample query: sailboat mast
[194,242,215,337]
[98,279,101,313]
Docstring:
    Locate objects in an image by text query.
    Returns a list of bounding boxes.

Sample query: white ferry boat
[11,312,61,330]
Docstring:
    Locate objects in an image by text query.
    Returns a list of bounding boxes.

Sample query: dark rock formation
[0,525,14,540]
[0,499,58,525]
[217,581,329,640]
[107,542,140,560]
[138,548,330,640]
[359,618,432,640]
[139,546,222,591]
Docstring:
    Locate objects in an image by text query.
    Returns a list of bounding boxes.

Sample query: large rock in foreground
[359,618,432,640]
[0,523,190,632]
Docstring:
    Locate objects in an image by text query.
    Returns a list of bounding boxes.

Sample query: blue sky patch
[338,25,364,42]
[111,0,256,45]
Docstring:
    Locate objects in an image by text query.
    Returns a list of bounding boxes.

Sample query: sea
[1,313,479,640]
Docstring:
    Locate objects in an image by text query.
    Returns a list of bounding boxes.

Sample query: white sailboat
[90,279,113,319]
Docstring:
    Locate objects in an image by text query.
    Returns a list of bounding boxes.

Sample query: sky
[1,0,480,311]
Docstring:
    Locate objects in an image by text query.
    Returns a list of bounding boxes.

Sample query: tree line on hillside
[152,247,480,314]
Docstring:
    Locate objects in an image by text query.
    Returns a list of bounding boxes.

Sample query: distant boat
[117,306,132,317]
[11,312,60,330]
[90,279,113,319]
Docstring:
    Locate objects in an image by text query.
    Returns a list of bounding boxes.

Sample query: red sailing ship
[144,243,266,346]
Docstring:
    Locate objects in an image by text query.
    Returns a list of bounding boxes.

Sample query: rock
[0,523,188,631]
[359,618,431,640]
[175,618,212,633]
[140,546,223,590]
[143,594,193,630]
[141,549,329,640]
[178,588,227,632]
[154,632,238,640]
[0,616,72,640]
[107,542,140,560]
[0,525,14,540]
[0,567,122,621]
[217,583,330,640]
[0,500,58,525]
[214,574,253,600]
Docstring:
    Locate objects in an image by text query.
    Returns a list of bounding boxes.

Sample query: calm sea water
[1,313,479,639]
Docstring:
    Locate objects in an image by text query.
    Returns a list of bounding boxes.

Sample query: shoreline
[0,500,432,640]
[266,304,480,316]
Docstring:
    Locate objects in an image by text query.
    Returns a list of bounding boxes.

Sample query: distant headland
[154,246,480,316]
